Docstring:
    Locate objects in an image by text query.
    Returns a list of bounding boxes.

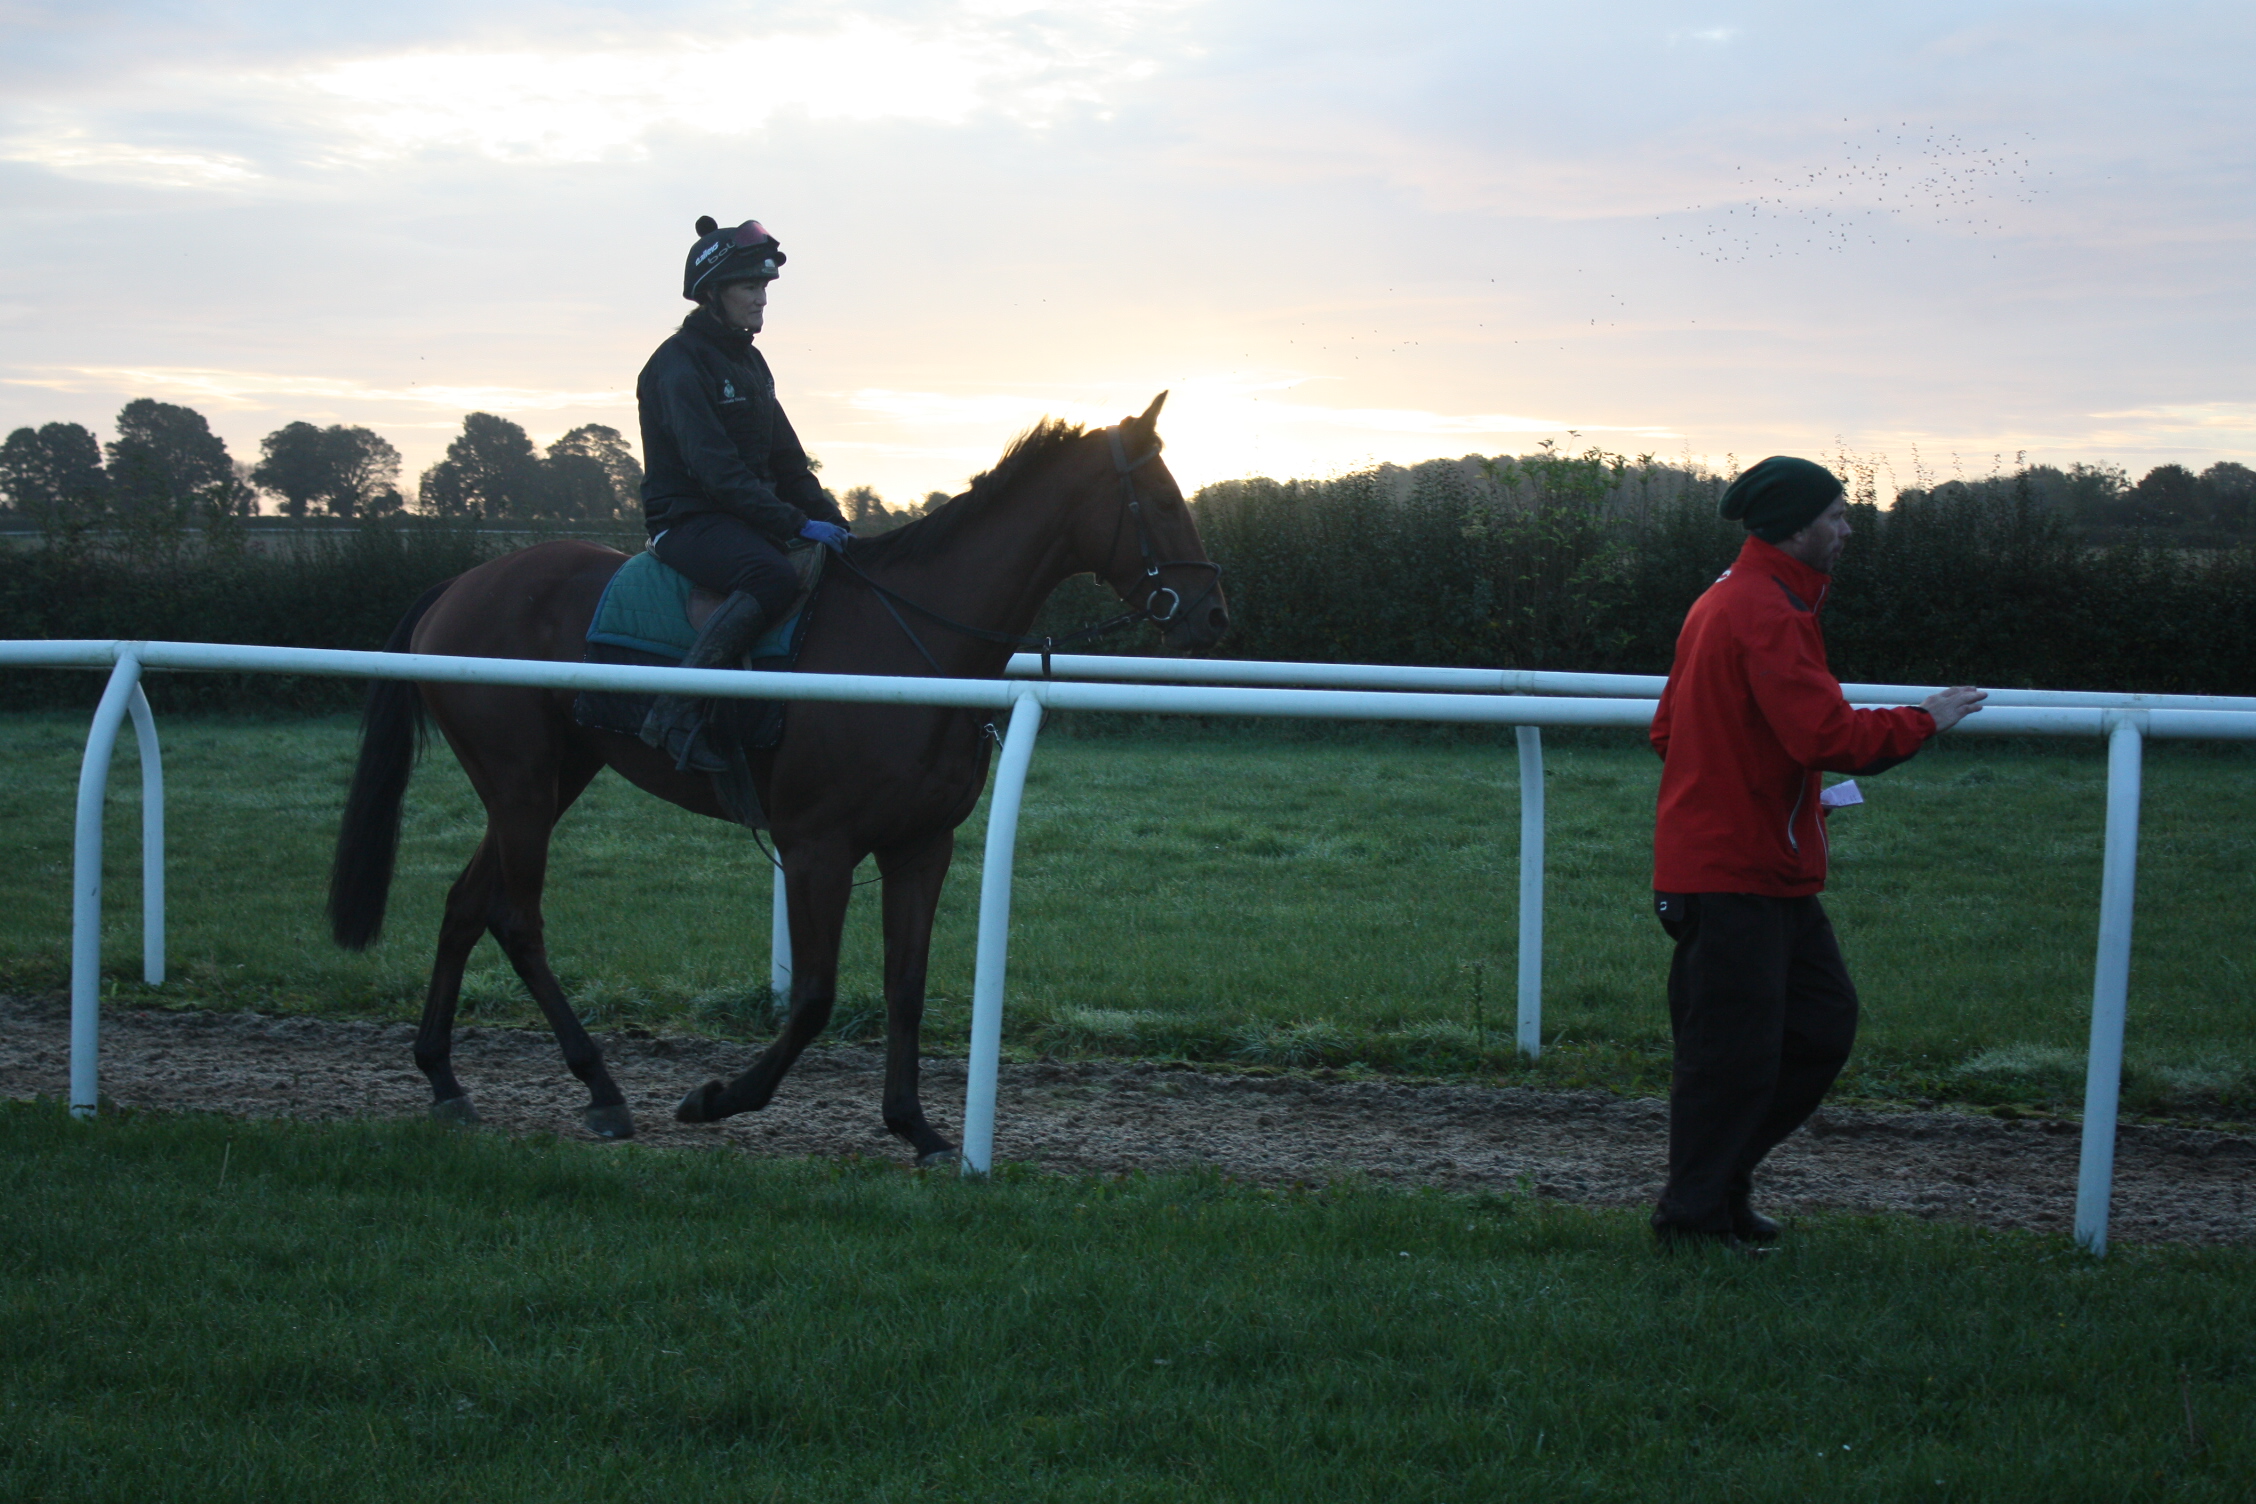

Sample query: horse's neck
[868,484,1084,674]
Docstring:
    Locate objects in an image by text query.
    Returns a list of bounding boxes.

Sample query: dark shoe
[1731,1198,1783,1243]
[640,589,770,773]
[1652,1220,1772,1258]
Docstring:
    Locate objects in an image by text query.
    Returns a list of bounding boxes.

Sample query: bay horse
[326,394,1226,1163]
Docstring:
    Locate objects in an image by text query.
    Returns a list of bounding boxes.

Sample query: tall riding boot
[639,589,771,773]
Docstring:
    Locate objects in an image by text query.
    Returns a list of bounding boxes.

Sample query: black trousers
[651,511,802,620]
[1652,892,1859,1233]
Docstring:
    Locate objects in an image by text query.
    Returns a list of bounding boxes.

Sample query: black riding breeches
[651,511,801,620]
[1652,891,1859,1233]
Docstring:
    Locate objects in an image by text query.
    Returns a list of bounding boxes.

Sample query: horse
[326,394,1227,1163]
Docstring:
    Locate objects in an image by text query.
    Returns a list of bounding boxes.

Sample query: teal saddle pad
[570,547,819,756]
[584,548,804,661]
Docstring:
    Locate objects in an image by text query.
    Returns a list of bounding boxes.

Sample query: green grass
[2,712,2253,1116]
[2,1102,2249,1502]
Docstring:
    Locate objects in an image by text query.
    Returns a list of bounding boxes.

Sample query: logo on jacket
[719,378,745,405]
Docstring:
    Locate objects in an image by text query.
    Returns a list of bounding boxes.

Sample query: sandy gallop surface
[5,996,2251,1245]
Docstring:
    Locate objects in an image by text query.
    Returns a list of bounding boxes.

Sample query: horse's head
[1076,392,1230,652]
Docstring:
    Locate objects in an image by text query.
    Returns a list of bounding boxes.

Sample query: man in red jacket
[1649,456,1985,1251]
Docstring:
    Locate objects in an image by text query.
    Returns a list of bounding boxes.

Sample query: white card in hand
[1819,780,1863,808]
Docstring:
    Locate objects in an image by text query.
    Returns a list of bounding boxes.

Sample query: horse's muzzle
[1162,596,1230,651]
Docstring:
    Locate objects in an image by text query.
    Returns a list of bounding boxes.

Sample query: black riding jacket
[636,308,843,542]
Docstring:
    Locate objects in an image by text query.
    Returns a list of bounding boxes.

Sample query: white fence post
[2074,716,2145,1255]
[71,652,144,1118]
[769,854,791,1008]
[960,691,1046,1176]
[127,684,164,986]
[1516,725,1545,1058]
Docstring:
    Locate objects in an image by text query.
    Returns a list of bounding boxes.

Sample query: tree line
[6,402,2254,698]
[1891,460,2256,547]
[0,401,647,545]
[1167,445,2256,693]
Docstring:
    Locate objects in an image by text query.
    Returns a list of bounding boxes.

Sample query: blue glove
[799,519,850,552]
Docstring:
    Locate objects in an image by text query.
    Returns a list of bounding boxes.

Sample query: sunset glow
[2,2,2250,508]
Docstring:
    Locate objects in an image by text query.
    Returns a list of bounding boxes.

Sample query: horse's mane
[844,418,1089,566]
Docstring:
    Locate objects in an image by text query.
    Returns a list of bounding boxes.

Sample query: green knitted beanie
[1718,457,1844,542]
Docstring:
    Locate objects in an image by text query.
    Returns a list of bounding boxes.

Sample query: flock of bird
[1660,123,2042,263]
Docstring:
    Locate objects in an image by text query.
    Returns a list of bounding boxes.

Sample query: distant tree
[2198,461,2255,533]
[327,428,403,517]
[542,424,643,521]
[2129,464,2201,531]
[253,422,403,518]
[2056,462,2131,530]
[840,484,915,534]
[252,422,327,517]
[0,421,110,545]
[104,399,253,543]
[416,412,543,518]
[925,490,952,511]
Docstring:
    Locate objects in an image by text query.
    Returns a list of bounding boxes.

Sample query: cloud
[0,132,261,187]
[2089,402,2256,433]
[0,4,1197,184]
[3,365,625,414]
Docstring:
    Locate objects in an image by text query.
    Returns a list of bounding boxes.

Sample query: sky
[2,1,2252,509]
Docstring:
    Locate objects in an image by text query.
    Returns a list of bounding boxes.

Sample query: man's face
[1782,496,1852,574]
[715,279,769,334]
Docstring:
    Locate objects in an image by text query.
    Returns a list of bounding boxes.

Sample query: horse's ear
[1128,390,1168,436]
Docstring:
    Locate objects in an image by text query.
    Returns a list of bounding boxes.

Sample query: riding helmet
[682,216,786,301]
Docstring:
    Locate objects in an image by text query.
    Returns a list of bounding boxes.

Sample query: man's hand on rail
[1922,685,1987,733]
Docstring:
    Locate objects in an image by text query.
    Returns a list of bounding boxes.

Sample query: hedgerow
[6,451,2254,712]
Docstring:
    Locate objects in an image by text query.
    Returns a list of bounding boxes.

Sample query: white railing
[1004,650,2256,713]
[8,637,2254,1257]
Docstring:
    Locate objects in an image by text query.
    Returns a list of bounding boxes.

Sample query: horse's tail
[327,578,455,951]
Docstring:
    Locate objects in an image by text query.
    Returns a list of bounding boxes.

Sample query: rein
[826,425,1222,678]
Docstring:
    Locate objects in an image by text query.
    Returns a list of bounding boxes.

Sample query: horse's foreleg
[417,837,498,1123]
[677,843,854,1123]
[484,784,634,1140]
[876,829,957,1166]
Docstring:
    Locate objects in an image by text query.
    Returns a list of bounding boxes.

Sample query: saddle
[571,540,827,828]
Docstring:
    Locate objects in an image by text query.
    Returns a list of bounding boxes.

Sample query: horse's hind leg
[676,840,855,1124]
[416,836,501,1124]
[876,829,958,1167]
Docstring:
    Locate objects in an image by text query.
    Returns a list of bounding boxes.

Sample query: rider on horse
[636,214,852,772]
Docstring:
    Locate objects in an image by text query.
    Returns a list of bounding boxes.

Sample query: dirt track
[5,995,2252,1244]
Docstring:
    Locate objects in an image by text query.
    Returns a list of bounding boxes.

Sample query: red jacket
[1652,535,1934,896]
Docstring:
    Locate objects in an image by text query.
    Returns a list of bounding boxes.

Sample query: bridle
[1101,427,1224,636]
[826,423,1223,677]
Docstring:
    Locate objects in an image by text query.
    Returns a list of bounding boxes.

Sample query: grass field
[1,711,2252,1116]
[2,1101,2249,1503]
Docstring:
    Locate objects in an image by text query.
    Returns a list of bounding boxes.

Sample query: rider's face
[714,279,769,334]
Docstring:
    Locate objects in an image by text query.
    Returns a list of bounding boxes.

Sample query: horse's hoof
[675,1080,726,1124]
[584,1104,636,1140]
[916,1146,959,1170]
[430,1096,480,1128]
